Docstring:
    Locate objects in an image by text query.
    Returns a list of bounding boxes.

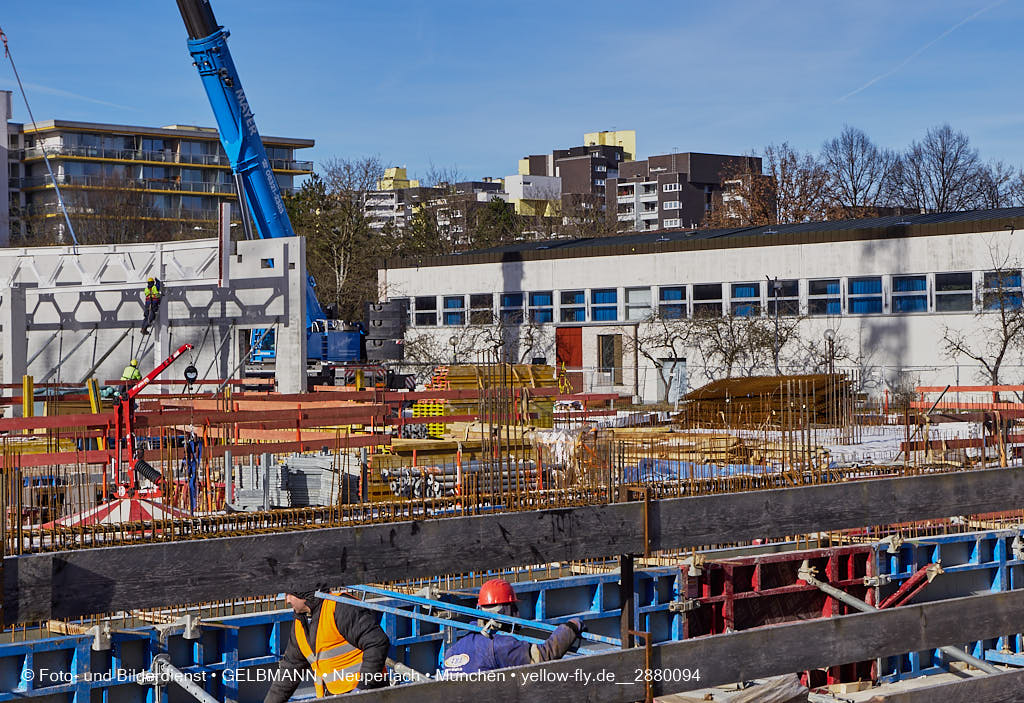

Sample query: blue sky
[1,0,1022,181]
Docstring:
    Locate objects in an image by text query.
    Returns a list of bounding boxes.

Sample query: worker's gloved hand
[565,618,585,652]
[534,618,587,662]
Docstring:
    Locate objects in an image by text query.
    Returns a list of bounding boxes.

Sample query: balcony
[617,212,635,221]
[15,174,237,194]
[617,195,635,204]
[25,200,225,222]
[21,145,313,172]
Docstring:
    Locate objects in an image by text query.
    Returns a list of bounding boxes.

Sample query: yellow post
[355,369,364,390]
[21,375,33,419]
[87,378,105,450]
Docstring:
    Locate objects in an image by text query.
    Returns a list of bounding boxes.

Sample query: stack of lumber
[436,364,558,428]
[682,374,851,427]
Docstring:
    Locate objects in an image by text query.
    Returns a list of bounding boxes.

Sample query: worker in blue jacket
[442,578,583,674]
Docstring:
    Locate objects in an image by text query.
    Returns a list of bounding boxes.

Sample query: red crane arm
[127,343,194,399]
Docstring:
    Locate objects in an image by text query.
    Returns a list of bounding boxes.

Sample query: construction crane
[175,0,363,376]
[115,342,194,496]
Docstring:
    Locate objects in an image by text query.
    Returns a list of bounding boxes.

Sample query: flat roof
[18,119,314,147]
[386,207,1024,269]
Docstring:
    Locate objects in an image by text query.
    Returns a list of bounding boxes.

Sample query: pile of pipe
[383,459,541,499]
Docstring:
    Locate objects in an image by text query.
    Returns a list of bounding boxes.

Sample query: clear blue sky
[1,0,1022,181]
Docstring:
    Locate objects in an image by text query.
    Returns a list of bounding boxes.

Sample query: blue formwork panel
[0,567,687,702]
[875,528,1024,681]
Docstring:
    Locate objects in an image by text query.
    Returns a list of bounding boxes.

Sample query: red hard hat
[478,579,517,607]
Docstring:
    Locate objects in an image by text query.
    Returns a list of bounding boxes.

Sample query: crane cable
[0,27,80,249]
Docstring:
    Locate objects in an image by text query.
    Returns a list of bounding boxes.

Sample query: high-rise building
[517,130,635,215]
[608,152,761,231]
[7,118,314,243]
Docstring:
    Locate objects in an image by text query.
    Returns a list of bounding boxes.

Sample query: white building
[379,209,1024,402]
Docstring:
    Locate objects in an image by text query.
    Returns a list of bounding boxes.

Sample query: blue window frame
[892,276,927,313]
[658,286,686,318]
[591,288,617,321]
[529,291,553,323]
[848,277,882,315]
[731,282,760,316]
[809,279,840,316]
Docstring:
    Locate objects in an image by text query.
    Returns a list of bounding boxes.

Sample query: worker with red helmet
[442,578,584,675]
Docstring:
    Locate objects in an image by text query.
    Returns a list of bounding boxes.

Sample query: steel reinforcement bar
[4,467,1024,624]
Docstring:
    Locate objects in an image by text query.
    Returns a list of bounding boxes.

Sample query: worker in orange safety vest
[264,588,390,701]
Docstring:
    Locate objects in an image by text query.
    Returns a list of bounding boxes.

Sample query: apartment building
[518,130,635,214]
[7,117,313,242]
[608,152,761,232]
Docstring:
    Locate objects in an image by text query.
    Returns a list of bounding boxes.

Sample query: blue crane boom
[175,0,326,325]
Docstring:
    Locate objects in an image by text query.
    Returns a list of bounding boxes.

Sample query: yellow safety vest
[144,284,161,301]
[293,597,364,696]
[121,366,141,381]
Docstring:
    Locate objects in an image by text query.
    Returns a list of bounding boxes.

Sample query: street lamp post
[823,328,836,376]
[768,276,782,375]
[449,335,459,365]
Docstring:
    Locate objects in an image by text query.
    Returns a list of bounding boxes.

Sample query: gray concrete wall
[0,235,308,394]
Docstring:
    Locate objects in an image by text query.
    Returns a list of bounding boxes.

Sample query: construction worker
[442,578,583,675]
[121,359,142,383]
[141,276,161,335]
[264,588,390,702]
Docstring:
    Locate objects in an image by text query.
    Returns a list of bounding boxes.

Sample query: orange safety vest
[293,597,364,696]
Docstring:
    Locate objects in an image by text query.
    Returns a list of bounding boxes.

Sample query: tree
[976,160,1018,209]
[704,143,828,228]
[820,126,897,217]
[285,157,384,319]
[470,197,521,248]
[27,174,180,245]
[941,238,1024,398]
[891,124,984,212]
[689,311,805,378]
[622,314,697,402]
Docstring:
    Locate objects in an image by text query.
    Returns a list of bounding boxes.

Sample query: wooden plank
[864,668,1024,703]
[5,467,1024,623]
[12,433,390,468]
[903,435,1024,451]
[336,589,1024,702]
[916,385,1024,393]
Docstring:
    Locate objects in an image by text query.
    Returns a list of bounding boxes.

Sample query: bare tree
[287,157,384,319]
[820,125,897,216]
[976,160,1018,209]
[704,144,827,227]
[891,124,984,212]
[28,174,181,245]
[941,237,1024,397]
[621,314,697,401]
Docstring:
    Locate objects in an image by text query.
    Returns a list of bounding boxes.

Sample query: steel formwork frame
[875,528,1024,681]
[678,544,876,688]
[0,568,682,703]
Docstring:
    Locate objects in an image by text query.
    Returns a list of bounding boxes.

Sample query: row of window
[402,271,1020,326]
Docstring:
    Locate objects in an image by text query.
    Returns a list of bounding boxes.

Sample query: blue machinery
[175,0,360,365]
[5,528,1024,701]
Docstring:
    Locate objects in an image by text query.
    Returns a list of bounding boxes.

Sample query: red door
[555,327,583,393]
